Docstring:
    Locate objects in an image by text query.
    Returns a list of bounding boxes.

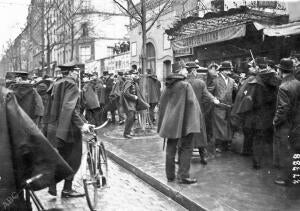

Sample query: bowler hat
[117,71,124,76]
[103,71,109,76]
[276,58,294,73]
[218,61,233,71]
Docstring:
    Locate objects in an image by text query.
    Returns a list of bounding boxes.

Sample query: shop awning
[166,6,288,50]
[172,23,247,50]
[254,21,300,36]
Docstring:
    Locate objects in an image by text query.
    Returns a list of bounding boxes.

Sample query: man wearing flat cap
[45,64,94,197]
[273,58,300,186]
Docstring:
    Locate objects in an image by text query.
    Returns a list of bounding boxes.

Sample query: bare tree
[113,0,175,75]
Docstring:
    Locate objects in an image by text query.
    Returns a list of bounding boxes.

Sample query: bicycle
[83,119,110,211]
[22,174,60,211]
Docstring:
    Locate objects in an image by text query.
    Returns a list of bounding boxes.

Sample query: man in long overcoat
[120,70,149,138]
[0,86,73,210]
[185,63,219,165]
[210,61,237,152]
[110,71,126,124]
[142,69,161,123]
[9,74,44,125]
[158,68,202,184]
[233,69,279,169]
[82,77,102,126]
[45,64,93,197]
[273,58,300,186]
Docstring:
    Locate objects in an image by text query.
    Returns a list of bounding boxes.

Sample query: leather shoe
[274,179,287,186]
[178,178,197,184]
[123,134,133,139]
[48,186,57,196]
[200,158,207,165]
[167,178,175,182]
[61,189,85,198]
[119,120,125,125]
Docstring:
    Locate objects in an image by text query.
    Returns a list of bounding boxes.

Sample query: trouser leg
[117,104,125,122]
[149,103,157,122]
[177,134,193,179]
[252,129,264,166]
[243,128,254,155]
[124,111,135,135]
[166,139,178,180]
[274,127,292,181]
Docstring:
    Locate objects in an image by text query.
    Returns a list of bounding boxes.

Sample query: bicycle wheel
[83,148,99,211]
[98,142,108,187]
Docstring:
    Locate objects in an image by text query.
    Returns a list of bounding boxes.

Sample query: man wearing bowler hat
[45,64,94,197]
[273,58,300,186]
[210,61,236,153]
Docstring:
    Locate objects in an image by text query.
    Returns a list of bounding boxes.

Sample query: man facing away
[158,67,202,184]
[273,58,300,186]
[45,64,94,197]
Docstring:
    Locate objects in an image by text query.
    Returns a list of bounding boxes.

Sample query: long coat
[186,74,215,147]
[141,74,161,104]
[82,80,100,110]
[0,86,73,210]
[211,73,235,141]
[120,79,149,113]
[45,77,84,174]
[158,74,202,139]
[9,82,44,123]
[234,74,277,130]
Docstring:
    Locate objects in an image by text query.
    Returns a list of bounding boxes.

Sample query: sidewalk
[100,124,300,211]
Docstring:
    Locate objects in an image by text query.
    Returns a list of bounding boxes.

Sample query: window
[80,45,91,62]
[163,33,171,50]
[131,42,137,57]
[82,22,89,37]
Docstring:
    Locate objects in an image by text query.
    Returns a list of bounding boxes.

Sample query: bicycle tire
[98,142,108,186]
[84,149,99,211]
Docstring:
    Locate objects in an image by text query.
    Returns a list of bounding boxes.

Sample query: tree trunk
[71,23,75,62]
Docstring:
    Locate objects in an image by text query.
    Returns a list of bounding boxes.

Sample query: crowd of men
[1,55,300,209]
[0,65,161,209]
[158,57,300,186]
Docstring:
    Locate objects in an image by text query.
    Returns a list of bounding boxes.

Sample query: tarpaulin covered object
[254,21,300,37]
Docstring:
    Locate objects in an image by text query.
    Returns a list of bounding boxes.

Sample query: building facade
[129,0,199,82]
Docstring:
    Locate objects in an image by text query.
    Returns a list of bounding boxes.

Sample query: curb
[106,149,207,211]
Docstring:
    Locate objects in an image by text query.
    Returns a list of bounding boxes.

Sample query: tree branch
[127,0,142,19]
[146,0,174,32]
[113,0,142,24]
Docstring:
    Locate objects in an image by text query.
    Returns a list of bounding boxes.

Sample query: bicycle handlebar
[92,118,111,132]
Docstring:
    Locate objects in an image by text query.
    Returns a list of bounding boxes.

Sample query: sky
[0,0,31,58]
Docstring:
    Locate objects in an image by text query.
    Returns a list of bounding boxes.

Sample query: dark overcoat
[211,74,235,140]
[158,74,202,139]
[120,79,149,113]
[0,86,73,210]
[235,75,277,130]
[186,74,215,147]
[142,74,161,104]
[83,81,100,110]
[9,83,44,122]
[45,77,84,174]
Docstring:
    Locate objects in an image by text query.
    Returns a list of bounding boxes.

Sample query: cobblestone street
[34,159,186,211]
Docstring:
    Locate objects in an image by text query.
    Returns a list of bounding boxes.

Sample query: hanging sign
[172,24,246,50]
